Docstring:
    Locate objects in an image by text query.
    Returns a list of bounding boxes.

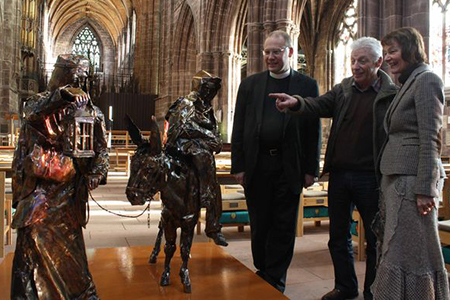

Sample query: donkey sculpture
[125,116,200,293]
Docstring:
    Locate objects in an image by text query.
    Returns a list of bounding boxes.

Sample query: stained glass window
[430,0,450,86]
[72,27,102,71]
[334,0,358,84]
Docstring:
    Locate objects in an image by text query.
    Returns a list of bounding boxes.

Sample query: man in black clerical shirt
[272,37,398,300]
[231,30,321,293]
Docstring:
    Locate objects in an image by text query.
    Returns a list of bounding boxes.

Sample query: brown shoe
[321,289,358,300]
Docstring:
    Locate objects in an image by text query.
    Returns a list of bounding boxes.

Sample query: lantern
[65,109,95,158]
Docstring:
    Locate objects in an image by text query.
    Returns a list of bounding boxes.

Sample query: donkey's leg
[160,222,177,287]
[149,220,164,264]
[179,225,195,293]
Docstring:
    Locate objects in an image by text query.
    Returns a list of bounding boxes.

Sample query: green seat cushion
[220,211,249,224]
[303,206,328,218]
[442,246,450,264]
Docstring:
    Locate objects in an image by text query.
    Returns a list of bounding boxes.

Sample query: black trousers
[245,154,300,293]
[327,170,378,299]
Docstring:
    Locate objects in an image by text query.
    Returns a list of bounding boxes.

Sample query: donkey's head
[125,115,164,205]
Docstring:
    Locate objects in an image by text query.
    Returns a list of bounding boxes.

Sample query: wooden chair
[351,209,365,261]
[439,169,450,220]
[0,173,12,258]
[297,182,366,261]
[296,183,328,237]
[438,220,450,271]
[197,184,249,235]
[438,174,450,270]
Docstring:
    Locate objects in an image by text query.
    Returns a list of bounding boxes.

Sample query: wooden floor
[0,243,286,300]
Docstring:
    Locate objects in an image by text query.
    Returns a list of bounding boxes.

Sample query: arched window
[334,0,358,85]
[72,26,102,71]
[430,0,450,86]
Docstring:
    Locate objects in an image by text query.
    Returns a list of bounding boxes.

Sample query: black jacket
[231,70,321,194]
[293,69,398,182]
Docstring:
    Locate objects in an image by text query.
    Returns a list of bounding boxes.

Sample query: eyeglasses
[262,47,288,56]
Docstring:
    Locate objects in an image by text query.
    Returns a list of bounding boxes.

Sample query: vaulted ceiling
[48,0,132,44]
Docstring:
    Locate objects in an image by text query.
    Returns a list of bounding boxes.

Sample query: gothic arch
[47,0,132,43]
[172,3,198,97]
[298,0,353,91]
[54,18,116,78]
[70,24,104,69]
[70,23,104,55]
[198,0,248,140]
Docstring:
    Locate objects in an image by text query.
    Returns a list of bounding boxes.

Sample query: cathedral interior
[1,0,447,143]
[1,0,450,299]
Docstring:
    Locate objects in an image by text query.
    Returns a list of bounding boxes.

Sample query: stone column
[1,0,21,136]
[358,0,381,38]
[246,21,265,76]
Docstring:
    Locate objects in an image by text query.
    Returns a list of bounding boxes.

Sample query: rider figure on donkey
[164,70,227,246]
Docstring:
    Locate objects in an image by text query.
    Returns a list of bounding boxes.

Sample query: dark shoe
[206,232,228,246]
[363,292,373,300]
[255,270,266,281]
[255,271,284,293]
[322,289,358,300]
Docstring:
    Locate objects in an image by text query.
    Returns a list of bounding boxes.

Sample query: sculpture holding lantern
[10,54,109,299]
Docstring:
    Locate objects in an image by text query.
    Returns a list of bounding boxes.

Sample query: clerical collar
[270,69,291,79]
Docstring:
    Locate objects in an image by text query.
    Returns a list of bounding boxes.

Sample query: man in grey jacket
[271,37,398,300]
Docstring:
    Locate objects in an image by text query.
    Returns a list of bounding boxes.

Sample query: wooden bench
[197,184,249,235]
[351,209,365,261]
[297,182,366,261]
[438,220,450,271]
[111,147,136,175]
[297,184,329,237]
[108,130,151,148]
[0,164,12,258]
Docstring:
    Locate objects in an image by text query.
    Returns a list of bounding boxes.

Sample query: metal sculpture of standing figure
[10,54,109,299]
[126,70,226,293]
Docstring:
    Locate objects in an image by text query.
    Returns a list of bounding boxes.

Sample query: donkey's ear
[125,114,144,146]
[149,115,162,154]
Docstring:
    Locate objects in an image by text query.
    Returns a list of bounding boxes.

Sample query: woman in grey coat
[372,27,450,299]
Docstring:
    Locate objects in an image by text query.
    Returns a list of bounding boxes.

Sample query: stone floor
[1,172,367,300]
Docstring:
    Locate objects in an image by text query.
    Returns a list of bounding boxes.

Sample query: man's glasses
[262,47,288,56]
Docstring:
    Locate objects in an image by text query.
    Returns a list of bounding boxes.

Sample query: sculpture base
[1,243,287,299]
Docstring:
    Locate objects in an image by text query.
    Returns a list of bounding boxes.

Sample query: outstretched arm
[270,84,341,118]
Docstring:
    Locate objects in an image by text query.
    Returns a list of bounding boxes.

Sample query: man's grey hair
[267,30,292,48]
[350,37,383,62]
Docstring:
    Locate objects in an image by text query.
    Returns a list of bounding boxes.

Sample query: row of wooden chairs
[0,173,12,258]
[298,182,366,261]
[108,130,151,148]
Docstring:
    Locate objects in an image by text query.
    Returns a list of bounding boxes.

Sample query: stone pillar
[358,0,381,38]
[380,0,403,37]
[246,21,265,76]
[403,0,430,55]
[1,0,21,136]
